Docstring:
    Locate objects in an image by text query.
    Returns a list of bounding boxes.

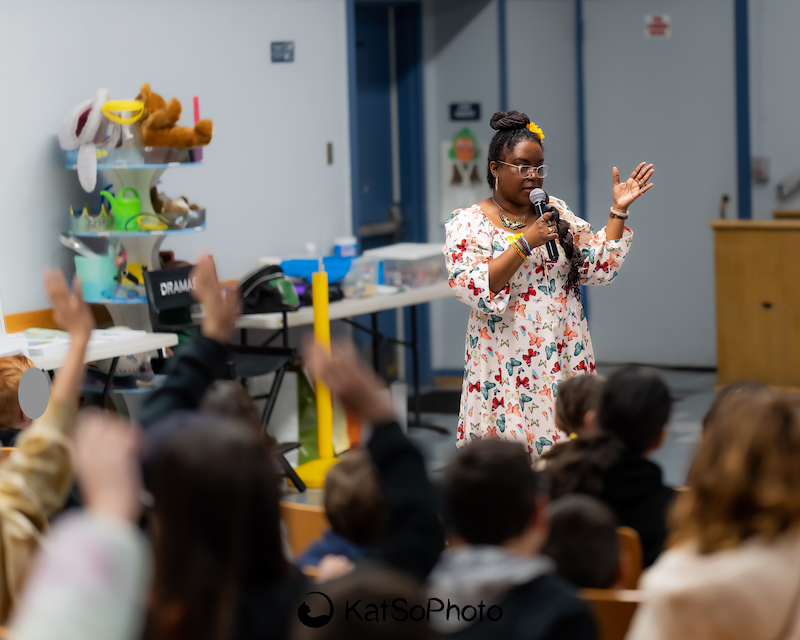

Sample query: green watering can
[100,188,141,231]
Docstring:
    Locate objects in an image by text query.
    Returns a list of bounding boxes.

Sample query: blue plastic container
[280,257,353,283]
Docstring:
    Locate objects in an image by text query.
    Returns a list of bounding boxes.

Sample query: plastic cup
[74,255,117,301]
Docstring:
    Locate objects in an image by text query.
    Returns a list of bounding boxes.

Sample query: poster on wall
[441,128,485,223]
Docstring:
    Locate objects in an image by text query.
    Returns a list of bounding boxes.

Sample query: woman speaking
[444,111,654,461]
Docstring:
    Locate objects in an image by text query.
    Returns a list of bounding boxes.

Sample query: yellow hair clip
[526,122,545,141]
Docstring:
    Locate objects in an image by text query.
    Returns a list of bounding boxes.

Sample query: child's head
[145,414,287,640]
[200,380,263,436]
[671,393,800,553]
[702,380,771,432]
[442,439,541,546]
[542,494,620,589]
[0,354,35,430]
[554,374,605,436]
[324,450,387,546]
[598,365,672,454]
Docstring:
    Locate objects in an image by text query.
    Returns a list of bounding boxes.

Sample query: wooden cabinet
[710,220,800,390]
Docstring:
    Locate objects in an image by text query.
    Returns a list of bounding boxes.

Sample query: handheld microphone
[529,188,559,262]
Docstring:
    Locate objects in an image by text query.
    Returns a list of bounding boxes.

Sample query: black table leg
[101,357,119,409]
[408,305,449,435]
[371,312,380,372]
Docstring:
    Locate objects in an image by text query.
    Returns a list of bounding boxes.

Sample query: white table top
[234,281,453,330]
[31,332,179,371]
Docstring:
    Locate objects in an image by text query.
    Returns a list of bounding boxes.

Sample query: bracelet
[507,233,532,259]
[609,207,629,219]
[510,242,527,260]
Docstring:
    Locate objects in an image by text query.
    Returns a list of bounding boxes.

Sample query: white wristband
[610,207,629,219]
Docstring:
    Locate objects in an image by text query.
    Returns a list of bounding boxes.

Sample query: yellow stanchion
[295,269,340,488]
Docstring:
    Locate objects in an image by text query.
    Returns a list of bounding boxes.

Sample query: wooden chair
[279,501,329,559]
[581,588,644,640]
[616,526,643,589]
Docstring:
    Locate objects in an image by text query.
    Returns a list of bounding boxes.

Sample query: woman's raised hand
[523,209,559,248]
[612,162,654,212]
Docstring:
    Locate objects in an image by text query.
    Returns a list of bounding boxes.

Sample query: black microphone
[529,188,559,262]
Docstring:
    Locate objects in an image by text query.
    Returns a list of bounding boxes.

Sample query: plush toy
[151,187,205,229]
[135,83,212,148]
[59,89,123,191]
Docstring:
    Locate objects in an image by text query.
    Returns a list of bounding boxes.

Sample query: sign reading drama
[450,103,481,121]
[160,277,195,297]
[271,41,295,63]
[645,15,671,38]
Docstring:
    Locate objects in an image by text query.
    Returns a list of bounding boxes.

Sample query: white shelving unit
[65,146,206,328]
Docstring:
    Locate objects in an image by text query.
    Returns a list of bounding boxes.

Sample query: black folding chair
[142,266,306,491]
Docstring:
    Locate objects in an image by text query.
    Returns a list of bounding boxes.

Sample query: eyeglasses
[497,161,551,179]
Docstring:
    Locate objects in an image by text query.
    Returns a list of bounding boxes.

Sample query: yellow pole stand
[294,269,340,488]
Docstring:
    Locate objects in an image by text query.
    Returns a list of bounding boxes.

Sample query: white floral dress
[443,198,633,461]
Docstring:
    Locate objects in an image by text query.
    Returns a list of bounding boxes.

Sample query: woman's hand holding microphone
[522,209,559,250]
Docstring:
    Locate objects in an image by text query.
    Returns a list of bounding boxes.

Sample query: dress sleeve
[443,208,510,314]
[553,199,634,287]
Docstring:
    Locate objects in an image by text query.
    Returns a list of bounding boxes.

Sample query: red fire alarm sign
[645,14,671,38]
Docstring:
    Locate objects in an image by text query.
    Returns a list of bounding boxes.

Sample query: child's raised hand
[73,409,142,524]
[303,337,395,425]
[191,254,241,344]
[44,269,94,343]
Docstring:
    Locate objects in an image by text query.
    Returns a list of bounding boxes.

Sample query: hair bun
[489,111,531,131]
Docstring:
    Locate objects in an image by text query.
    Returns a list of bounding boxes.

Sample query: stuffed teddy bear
[135,83,212,148]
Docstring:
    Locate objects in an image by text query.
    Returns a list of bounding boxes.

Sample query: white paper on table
[0,333,31,359]
[88,329,148,345]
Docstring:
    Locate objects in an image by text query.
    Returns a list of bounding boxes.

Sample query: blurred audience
[538,374,604,468]
[545,365,674,567]
[628,391,800,640]
[0,270,93,621]
[429,439,597,639]
[0,354,36,445]
[296,448,387,568]
[553,374,604,438]
[542,494,622,590]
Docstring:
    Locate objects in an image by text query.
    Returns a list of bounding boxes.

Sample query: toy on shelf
[136,83,212,148]
[101,188,141,231]
[58,89,124,192]
[151,188,206,229]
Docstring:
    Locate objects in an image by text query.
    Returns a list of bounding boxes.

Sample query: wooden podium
[710,220,800,391]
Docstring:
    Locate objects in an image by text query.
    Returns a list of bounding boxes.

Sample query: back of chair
[142,266,197,332]
[617,526,643,589]
[279,501,329,559]
[581,589,643,640]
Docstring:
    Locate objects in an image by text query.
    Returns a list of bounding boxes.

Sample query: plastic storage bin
[361,243,446,288]
[342,258,379,298]
[279,257,353,283]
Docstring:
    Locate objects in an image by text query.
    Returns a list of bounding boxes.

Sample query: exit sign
[645,15,671,38]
